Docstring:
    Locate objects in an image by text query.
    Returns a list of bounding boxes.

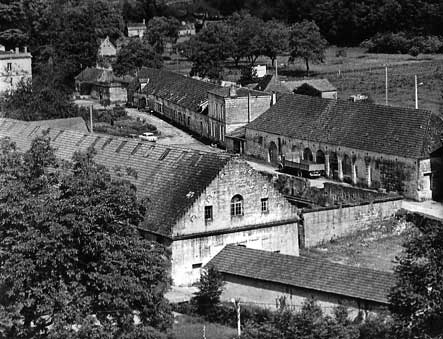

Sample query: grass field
[172,313,237,339]
[166,47,443,114]
[301,217,413,272]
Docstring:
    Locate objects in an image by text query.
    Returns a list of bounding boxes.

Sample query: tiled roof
[208,86,270,98]
[127,22,146,28]
[75,67,128,84]
[0,118,232,236]
[26,117,89,133]
[246,94,442,159]
[254,74,292,94]
[283,79,337,92]
[208,245,393,304]
[138,67,220,112]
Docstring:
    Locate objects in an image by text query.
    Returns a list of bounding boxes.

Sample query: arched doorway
[316,150,325,164]
[268,141,278,164]
[303,148,313,162]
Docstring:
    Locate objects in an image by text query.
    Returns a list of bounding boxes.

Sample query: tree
[0,135,172,339]
[262,20,290,66]
[0,0,28,49]
[192,266,225,316]
[289,20,327,76]
[145,16,180,54]
[179,22,231,79]
[389,212,443,338]
[113,39,162,76]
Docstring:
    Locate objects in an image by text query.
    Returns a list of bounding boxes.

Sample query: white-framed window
[231,195,244,216]
[261,198,269,213]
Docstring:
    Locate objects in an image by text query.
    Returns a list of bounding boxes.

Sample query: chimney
[15,47,19,54]
[271,92,277,105]
[229,85,237,97]
[142,19,146,25]
[24,46,28,54]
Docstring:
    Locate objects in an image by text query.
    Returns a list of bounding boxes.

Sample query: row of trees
[179,13,327,79]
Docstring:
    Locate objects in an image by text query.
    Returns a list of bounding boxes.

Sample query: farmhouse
[0,118,299,286]
[0,46,32,96]
[208,245,393,317]
[126,20,147,38]
[75,67,130,105]
[98,36,117,57]
[238,94,443,201]
[284,79,337,99]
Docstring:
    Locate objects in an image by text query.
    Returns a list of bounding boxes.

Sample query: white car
[139,132,158,142]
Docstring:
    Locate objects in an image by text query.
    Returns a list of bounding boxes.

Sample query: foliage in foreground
[0,135,172,339]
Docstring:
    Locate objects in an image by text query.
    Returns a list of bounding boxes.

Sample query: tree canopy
[145,16,180,54]
[389,212,443,338]
[113,39,163,76]
[0,135,172,339]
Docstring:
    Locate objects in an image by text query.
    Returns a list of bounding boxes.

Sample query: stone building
[0,46,32,96]
[75,67,130,105]
[0,118,299,286]
[209,245,393,317]
[126,19,147,38]
[207,86,271,146]
[98,36,117,57]
[238,94,443,201]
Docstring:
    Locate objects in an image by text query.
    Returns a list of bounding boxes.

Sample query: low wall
[301,197,403,248]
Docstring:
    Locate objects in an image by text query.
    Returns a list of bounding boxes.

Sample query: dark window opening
[204,206,213,221]
[261,198,269,213]
[192,263,202,269]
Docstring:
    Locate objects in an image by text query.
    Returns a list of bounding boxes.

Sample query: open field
[172,313,237,339]
[301,217,413,272]
[165,47,443,114]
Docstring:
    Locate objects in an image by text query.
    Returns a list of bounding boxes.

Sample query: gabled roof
[75,67,129,84]
[208,86,270,98]
[254,74,292,94]
[0,118,232,236]
[246,94,443,159]
[208,245,393,304]
[26,117,89,133]
[283,79,337,93]
[127,22,146,29]
[138,67,220,112]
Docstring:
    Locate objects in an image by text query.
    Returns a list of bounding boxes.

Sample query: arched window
[231,195,244,216]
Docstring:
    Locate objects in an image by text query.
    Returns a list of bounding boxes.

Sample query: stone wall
[302,198,403,248]
[171,221,299,285]
[0,51,32,95]
[220,275,386,318]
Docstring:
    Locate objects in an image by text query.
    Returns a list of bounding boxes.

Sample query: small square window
[261,198,269,213]
[204,206,213,221]
[7,62,12,71]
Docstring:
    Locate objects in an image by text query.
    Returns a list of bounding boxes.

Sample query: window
[261,198,269,213]
[188,117,191,126]
[230,195,244,216]
[204,206,213,221]
[6,62,12,71]
[192,263,202,269]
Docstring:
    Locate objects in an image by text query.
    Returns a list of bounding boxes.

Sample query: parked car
[139,132,158,142]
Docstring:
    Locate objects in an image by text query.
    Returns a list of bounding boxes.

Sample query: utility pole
[90,104,93,133]
[385,65,388,106]
[247,88,251,123]
[275,57,278,81]
[415,75,418,109]
[232,298,241,337]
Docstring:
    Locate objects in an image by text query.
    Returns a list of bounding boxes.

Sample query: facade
[240,94,443,201]
[0,118,299,286]
[98,36,117,57]
[75,67,130,105]
[178,22,196,37]
[0,46,32,96]
[209,245,393,317]
[127,20,147,38]
[207,86,271,146]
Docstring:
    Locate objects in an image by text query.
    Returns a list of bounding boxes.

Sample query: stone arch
[303,148,313,162]
[343,154,352,176]
[268,141,278,164]
[316,150,326,164]
[330,152,339,178]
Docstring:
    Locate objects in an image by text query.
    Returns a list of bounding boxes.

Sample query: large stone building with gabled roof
[239,94,443,201]
[0,118,299,285]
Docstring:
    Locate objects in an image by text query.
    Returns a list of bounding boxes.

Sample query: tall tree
[145,16,180,54]
[113,39,162,76]
[262,19,290,66]
[192,266,225,317]
[0,136,172,339]
[289,20,327,76]
[389,212,443,338]
[0,0,28,49]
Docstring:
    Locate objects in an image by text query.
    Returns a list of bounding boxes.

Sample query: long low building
[208,245,393,317]
[231,94,443,201]
[0,118,300,286]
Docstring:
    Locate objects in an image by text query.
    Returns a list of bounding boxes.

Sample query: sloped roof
[208,245,393,304]
[26,117,89,133]
[127,22,146,29]
[246,94,443,159]
[283,79,337,92]
[138,67,220,112]
[0,118,232,236]
[75,67,128,84]
[254,74,292,94]
[208,86,270,98]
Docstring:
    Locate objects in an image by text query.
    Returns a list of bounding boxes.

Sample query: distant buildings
[97,36,117,58]
[229,94,443,201]
[0,46,32,96]
[126,19,147,38]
